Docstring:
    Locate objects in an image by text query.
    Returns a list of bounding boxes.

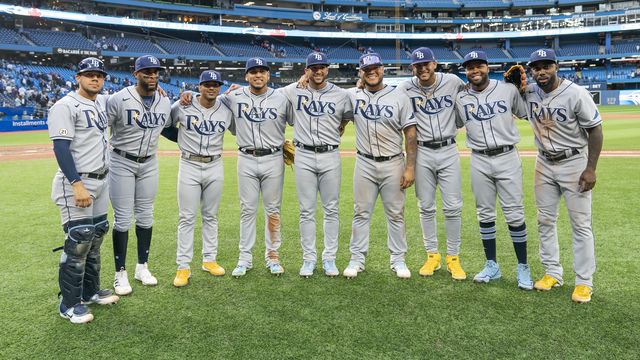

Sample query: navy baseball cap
[411,47,436,65]
[77,57,107,76]
[306,52,329,68]
[528,48,557,66]
[462,50,489,67]
[199,70,223,85]
[245,57,270,73]
[134,55,164,72]
[359,53,383,70]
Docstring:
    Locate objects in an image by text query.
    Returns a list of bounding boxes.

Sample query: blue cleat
[516,263,534,290]
[267,261,284,276]
[473,260,502,283]
[59,302,94,324]
[322,260,340,277]
[299,261,315,278]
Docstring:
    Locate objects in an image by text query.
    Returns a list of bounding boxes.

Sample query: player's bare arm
[72,181,93,208]
[579,124,603,192]
[401,125,417,189]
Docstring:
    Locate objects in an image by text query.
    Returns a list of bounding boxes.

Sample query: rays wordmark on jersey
[236,103,278,122]
[82,109,108,131]
[462,100,507,122]
[185,115,227,135]
[410,95,454,116]
[125,109,168,128]
[528,102,568,123]
[295,95,336,116]
[354,100,394,121]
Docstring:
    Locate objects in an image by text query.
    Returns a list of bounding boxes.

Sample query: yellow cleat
[173,269,191,287]
[572,285,593,303]
[202,262,225,276]
[419,252,441,277]
[446,255,467,280]
[534,274,561,291]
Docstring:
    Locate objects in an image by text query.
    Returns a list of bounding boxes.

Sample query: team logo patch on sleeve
[59,129,68,136]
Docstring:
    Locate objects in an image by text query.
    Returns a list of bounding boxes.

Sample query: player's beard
[467,72,489,89]
[536,72,557,92]
[309,73,327,88]
[141,79,157,93]
[363,73,383,89]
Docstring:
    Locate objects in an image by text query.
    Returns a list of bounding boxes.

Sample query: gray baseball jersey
[224,86,292,269]
[456,79,527,150]
[169,95,234,269]
[107,85,172,156]
[48,92,109,174]
[398,74,465,256]
[169,94,234,156]
[49,92,110,224]
[281,82,353,146]
[349,86,416,156]
[347,85,416,269]
[280,82,353,269]
[398,73,464,142]
[524,79,601,288]
[222,87,292,149]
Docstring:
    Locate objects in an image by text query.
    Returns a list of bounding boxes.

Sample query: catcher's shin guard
[59,219,95,308]
[82,215,109,301]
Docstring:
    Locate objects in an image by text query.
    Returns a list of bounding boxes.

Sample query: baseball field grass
[0,106,638,359]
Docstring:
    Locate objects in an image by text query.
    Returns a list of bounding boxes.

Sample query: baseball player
[455,50,533,290]
[226,57,293,277]
[524,49,603,303]
[49,57,119,323]
[343,53,418,279]
[162,70,234,287]
[106,55,172,294]
[396,47,467,280]
[280,52,353,277]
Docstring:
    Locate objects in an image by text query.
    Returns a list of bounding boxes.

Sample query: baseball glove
[283,139,295,166]
[504,64,527,94]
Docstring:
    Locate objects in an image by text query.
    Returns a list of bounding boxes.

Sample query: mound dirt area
[1,145,639,162]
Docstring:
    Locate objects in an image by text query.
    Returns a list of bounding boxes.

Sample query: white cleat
[134,263,158,286]
[114,269,132,296]
[343,262,364,279]
[83,289,119,305]
[392,262,411,279]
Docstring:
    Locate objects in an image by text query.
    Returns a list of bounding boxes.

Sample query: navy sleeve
[161,127,179,143]
[52,139,81,183]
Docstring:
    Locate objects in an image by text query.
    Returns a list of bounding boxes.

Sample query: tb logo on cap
[314,54,323,61]
[148,56,158,64]
[469,52,478,59]
[537,50,547,57]
[255,58,263,65]
[416,51,424,59]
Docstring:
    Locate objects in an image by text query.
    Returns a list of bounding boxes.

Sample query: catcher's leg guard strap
[83,215,108,301]
[59,219,94,308]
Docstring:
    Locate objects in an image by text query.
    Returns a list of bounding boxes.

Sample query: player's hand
[224,83,241,94]
[157,85,168,97]
[356,78,364,89]
[339,124,346,137]
[578,167,596,192]
[72,181,93,208]
[400,167,415,189]
[179,91,193,106]
[297,74,310,89]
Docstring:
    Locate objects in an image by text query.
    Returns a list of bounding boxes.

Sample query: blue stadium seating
[509,45,546,59]
[460,48,509,60]
[24,29,96,50]
[0,27,29,45]
[97,36,160,54]
[556,43,601,57]
[156,38,216,57]
[460,0,510,9]
[512,0,555,6]
[215,39,273,58]
[611,41,640,55]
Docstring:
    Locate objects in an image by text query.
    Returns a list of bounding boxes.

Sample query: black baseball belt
[181,152,221,163]
[293,140,338,153]
[238,147,282,157]
[78,169,109,180]
[357,150,402,162]
[539,148,580,162]
[472,145,515,157]
[418,138,456,149]
[113,148,153,163]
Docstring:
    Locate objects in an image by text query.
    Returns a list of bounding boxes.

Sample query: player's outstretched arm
[401,125,417,189]
[579,124,603,192]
